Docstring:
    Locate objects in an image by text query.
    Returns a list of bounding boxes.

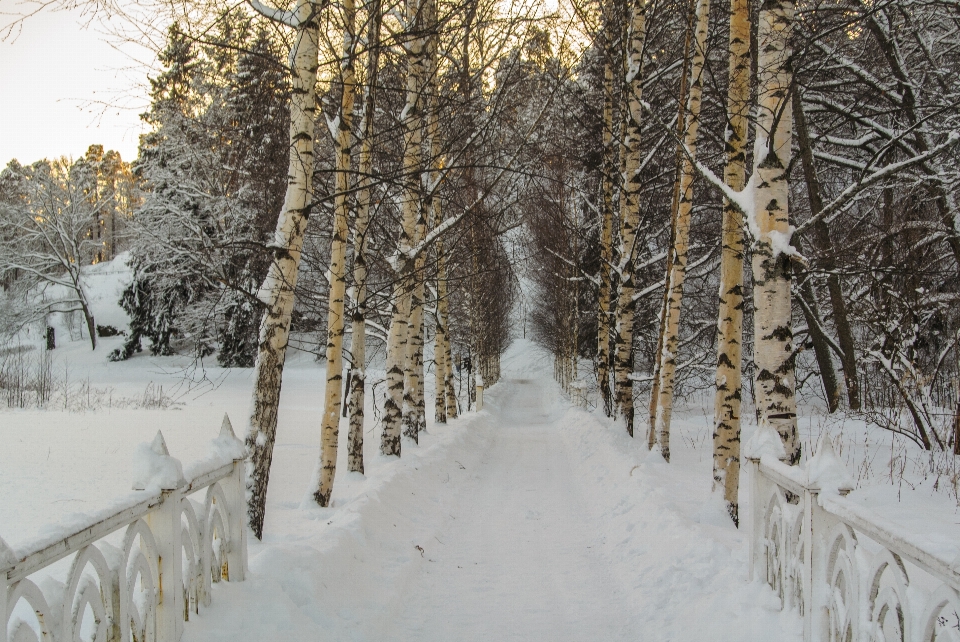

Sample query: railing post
[744,421,787,584]
[804,435,854,642]
[747,456,761,582]
[218,415,247,581]
[137,431,185,642]
[809,494,830,642]
[475,374,484,411]
[802,488,815,642]
[1,536,13,642]
[150,488,183,642]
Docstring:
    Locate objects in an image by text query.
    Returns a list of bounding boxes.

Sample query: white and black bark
[314,0,356,508]
[752,0,799,465]
[347,0,382,475]
[381,0,426,456]
[613,0,649,438]
[712,0,750,525]
[654,0,710,462]
[245,0,320,539]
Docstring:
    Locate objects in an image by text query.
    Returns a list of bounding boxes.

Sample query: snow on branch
[795,131,960,236]
[248,0,300,28]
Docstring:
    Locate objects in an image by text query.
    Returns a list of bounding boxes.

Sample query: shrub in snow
[96,324,122,337]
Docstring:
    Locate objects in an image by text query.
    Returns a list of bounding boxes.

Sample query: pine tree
[113,18,288,366]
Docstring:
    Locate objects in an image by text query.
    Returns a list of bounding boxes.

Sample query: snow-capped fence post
[219,415,247,581]
[747,432,960,642]
[746,454,761,582]
[137,431,186,642]
[475,374,484,411]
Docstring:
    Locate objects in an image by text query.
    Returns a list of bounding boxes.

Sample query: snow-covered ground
[3,255,960,640]
[2,334,804,641]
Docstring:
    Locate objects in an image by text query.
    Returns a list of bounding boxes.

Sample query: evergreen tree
[113,18,289,365]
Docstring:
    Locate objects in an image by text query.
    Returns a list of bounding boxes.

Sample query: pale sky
[0,6,151,165]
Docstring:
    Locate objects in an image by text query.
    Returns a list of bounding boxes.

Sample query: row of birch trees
[2,0,535,536]
[238,0,544,536]
[528,0,960,525]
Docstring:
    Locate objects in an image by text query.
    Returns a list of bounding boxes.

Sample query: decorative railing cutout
[748,426,960,642]
[2,414,248,642]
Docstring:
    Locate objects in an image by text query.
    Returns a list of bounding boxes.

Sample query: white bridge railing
[748,427,960,642]
[1,415,248,642]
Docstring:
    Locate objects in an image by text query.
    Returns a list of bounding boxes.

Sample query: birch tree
[596,0,618,417]
[423,0,454,425]
[381,0,426,456]
[402,0,435,443]
[751,0,798,465]
[613,0,648,437]
[347,0,383,474]
[314,0,357,508]
[245,0,321,538]
[712,0,749,525]
[648,0,695,450]
[652,0,709,462]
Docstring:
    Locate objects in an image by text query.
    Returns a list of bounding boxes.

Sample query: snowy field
[2,257,960,640]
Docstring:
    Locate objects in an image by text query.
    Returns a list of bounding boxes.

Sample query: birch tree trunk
[402,0,436,444]
[403,252,426,443]
[597,1,618,417]
[347,0,382,475]
[423,0,449,425]
[649,0,695,449]
[314,0,356,508]
[245,0,320,539]
[752,0,799,465]
[613,0,649,437]
[712,0,750,525]
[382,0,426,456]
[441,270,459,420]
[434,238,450,423]
[654,0,710,462]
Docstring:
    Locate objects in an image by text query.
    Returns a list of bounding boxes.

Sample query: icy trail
[387,379,634,641]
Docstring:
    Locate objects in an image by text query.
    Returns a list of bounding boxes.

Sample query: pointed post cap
[151,430,170,456]
[806,434,856,495]
[220,413,237,440]
[214,413,246,461]
[132,429,185,491]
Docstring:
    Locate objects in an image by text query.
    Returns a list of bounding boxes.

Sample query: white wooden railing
[747,426,960,642]
[1,415,248,642]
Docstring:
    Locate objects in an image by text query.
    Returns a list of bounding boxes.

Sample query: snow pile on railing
[1,414,248,642]
[747,428,960,642]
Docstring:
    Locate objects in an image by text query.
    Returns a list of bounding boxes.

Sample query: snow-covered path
[167,343,803,642]
[387,379,634,641]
